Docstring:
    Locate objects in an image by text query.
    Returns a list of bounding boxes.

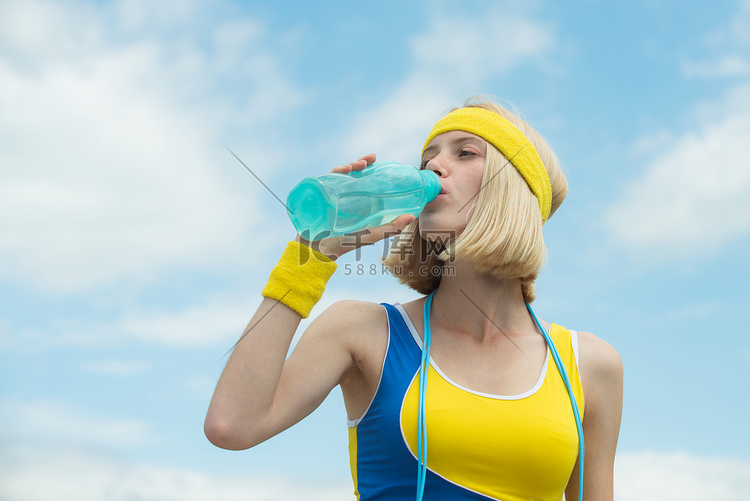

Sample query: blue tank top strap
[349,303,422,500]
[380,303,422,366]
[353,303,493,500]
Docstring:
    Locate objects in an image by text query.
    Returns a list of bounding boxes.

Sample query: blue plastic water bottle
[286,161,441,240]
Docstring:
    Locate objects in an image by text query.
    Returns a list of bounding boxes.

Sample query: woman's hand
[295,153,416,260]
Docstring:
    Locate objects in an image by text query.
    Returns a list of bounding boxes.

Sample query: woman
[205,97,623,501]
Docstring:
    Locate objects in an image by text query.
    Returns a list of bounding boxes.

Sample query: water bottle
[286,161,441,240]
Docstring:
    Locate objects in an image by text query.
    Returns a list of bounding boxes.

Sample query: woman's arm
[204,296,336,450]
[204,154,415,450]
[204,296,382,450]
[565,331,624,501]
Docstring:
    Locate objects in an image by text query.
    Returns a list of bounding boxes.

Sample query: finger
[389,214,417,231]
[330,164,353,174]
[348,154,377,172]
[360,214,417,245]
[330,154,376,174]
[347,159,368,172]
[312,214,416,259]
[358,153,376,166]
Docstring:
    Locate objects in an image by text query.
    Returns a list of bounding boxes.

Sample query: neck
[431,258,537,342]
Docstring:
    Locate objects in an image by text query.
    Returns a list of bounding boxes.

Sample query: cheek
[469,167,485,190]
[459,169,485,208]
[460,169,486,223]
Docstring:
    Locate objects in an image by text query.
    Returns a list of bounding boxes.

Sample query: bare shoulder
[313,299,387,331]
[576,331,623,407]
[577,331,623,377]
[310,299,390,412]
[288,299,389,384]
[307,299,389,353]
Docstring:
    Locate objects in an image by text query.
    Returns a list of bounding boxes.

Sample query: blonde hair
[382,96,568,302]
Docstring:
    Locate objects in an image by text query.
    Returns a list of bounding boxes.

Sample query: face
[419,130,487,238]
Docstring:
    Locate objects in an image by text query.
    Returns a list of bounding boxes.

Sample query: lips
[426,186,446,205]
[429,191,447,204]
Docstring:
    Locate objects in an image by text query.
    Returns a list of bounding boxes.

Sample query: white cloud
[699,0,750,52]
[112,0,203,34]
[99,276,413,348]
[0,444,353,501]
[1,287,370,349]
[117,297,256,347]
[0,446,747,501]
[731,0,750,46]
[609,0,750,263]
[341,5,557,164]
[15,294,258,348]
[0,0,304,293]
[342,75,456,164]
[410,9,555,83]
[682,55,750,79]
[682,0,750,79]
[615,450,750,501]
[12,244,418,349]
[0,399,151,448]
[605,83,750,261]
[0,0,102,63]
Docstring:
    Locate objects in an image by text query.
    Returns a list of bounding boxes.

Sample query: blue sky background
[1,0,749,499]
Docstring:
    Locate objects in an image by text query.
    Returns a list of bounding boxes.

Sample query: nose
[424,153,447,178]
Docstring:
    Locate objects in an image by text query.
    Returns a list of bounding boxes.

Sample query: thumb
[390,214,417,232]
[362,214,416,245]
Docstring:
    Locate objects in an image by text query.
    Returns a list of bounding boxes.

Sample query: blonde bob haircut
[382,97,568,303]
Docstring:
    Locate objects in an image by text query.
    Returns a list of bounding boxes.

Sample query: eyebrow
[422,134,485,158]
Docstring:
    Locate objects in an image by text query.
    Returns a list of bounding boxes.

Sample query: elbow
[204,412,262,451]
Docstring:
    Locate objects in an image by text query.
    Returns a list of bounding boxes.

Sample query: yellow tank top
[400,323,584,501]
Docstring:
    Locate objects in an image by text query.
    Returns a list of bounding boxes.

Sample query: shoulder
[314,299,387,327]
[308,300,389,348]
[576,331,623,379]
[313,300,391,394]
[294,300,389,373]
[575,331,623,409]
[566,332,623,499]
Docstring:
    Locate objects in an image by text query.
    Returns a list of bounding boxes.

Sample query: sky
[1,0,749,499]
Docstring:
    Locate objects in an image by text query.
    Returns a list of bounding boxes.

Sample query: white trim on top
[393,303,549,401]
[346,304,392,428]
[570,329,580,367]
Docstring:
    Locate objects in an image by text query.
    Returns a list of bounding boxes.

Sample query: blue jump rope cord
[526,301,585,501]
[416,292,584,501]
[416,290,435,501]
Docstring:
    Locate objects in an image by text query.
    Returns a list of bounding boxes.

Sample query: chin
[419,220,466,242]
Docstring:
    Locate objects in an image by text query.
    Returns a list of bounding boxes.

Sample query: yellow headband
[422,107,552,221]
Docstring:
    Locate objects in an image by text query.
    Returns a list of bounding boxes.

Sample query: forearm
[205,297,303,449]
[205,241,337,449]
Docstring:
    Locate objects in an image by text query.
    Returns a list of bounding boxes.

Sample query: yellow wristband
[261,241,338,318]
